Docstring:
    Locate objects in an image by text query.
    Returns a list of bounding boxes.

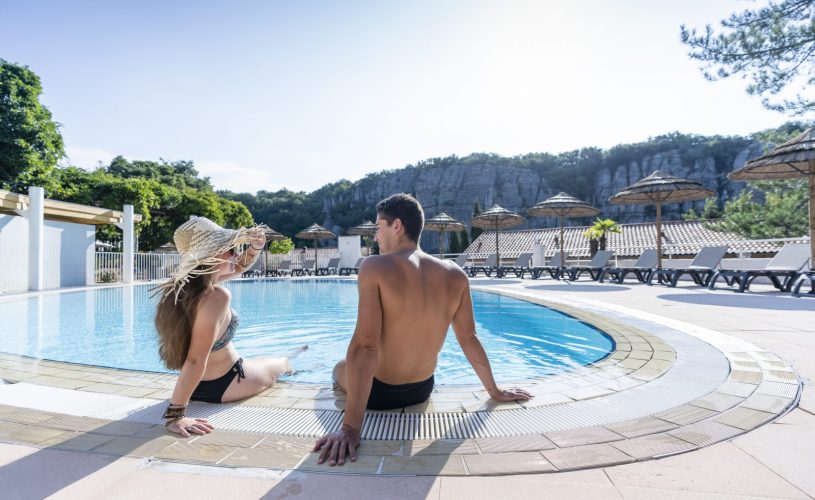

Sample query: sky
[1,0,788,194]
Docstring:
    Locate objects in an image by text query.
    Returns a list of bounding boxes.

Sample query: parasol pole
[809,160,815,271]
[314,239,319,275]
[494,223,500,266]
[655,201,663,269]
[439,225,446,259]
[559,214,565,267]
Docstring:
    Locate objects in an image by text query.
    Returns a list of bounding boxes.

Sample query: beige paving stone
[606,417,679,438]
[26,375,88,389]
[543,443,634,471]
[188,431,266,448]
[381,454,466,476]
[655,405,718,426]
[403,400,464,413]
[288,398,345,410]
[651,350,677,361]
[728,371,762,384]
[296,451,382,473]
[404,439,478,456]
[713,407,775,431]
[460,400,522,412]
[38,431,116,451]
[91,435,178,457]
[77,383,128,394]
[0,421,67,445]
[154,442,236,464]
[219,444,308,469]
[114,386,163,398]
[353,439,403,456]
[0,407,60,425]
[36,415,111,433]
[668,420,743,447]
[688,392,745,412]
[439,470,623,499]
[629,367,664,381]
[463,451,556,475]
[717,381,757,398]
[519,392,573,407]
[619,358,648,370]
[606,441,810,499]
[733,409,815,497]
[625,350,652,361]
[609,432,697,459]
[475,434,556,453]
[545,426,625,447]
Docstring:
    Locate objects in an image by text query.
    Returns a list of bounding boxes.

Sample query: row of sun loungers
[264,257,360,277]
[459,243,813,296]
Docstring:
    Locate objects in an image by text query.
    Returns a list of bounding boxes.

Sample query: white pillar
[122,204,135,283]
[532,243,546,267]
[27,186,45,291]
[338,236,362,268]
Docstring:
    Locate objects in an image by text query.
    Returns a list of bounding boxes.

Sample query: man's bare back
[370,249,466,384]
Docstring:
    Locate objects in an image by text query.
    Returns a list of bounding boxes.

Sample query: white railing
[95,252,181,283]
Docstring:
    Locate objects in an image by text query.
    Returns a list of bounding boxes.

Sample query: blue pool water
[0,281,614,384]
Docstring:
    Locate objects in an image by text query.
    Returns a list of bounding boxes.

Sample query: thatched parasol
[424,212,466,259]
[610,170,713,269]
[729,127,815,284]
[348,220,378,255]
[296,223,337,274]
[471,205,525,265]
[528,192,599,265]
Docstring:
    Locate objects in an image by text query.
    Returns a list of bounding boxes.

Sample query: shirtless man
[314,193,532,466]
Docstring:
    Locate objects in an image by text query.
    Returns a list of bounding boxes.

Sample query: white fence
[95,252,181,283]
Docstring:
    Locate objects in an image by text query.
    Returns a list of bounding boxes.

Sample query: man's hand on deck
[314,423,360,466]
[489,387,533,402]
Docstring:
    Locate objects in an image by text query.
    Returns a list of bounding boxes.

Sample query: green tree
[681,1,815,115]
[683,197,723,222]
[0,59,65,193]
[459,230,470,253]
[583,218,622,254]
[269,237,294,254]
[704,181,808,239]
[470,200,483,241]
[448,231,460,254]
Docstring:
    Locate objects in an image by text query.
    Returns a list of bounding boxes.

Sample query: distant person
[154,217,305,437]
[314,194,531,466]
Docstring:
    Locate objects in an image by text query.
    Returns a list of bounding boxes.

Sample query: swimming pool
[1,281,614,385]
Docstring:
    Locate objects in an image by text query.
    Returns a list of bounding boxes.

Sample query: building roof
[463,220,808,259]
[0,189,143,225]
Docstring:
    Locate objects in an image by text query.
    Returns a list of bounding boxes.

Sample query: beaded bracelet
[164,416,184,427]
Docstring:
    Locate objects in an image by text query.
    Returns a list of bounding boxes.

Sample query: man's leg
[332,359,347,392]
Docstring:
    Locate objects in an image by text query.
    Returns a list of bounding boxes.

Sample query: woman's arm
[164,287,229,436]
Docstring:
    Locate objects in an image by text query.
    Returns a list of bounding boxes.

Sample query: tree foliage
[681,0,815,116]
[583,218,622,252]
[269,237,294,254]
[0,59,65,193]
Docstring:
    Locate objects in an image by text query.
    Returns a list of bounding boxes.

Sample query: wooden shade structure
[528,192,599,264]
[424,212,465,258]
[295,223,336,275]
[610,170,713,269]
[470,205,525,265]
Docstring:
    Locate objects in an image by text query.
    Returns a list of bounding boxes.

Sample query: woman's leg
[221,357,292,402]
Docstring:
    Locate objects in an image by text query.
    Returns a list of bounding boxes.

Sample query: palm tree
[584,218,621,255]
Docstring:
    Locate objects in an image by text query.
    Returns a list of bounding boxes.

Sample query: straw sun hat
[154,216,264,303]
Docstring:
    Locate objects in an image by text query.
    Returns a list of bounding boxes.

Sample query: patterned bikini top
[211,308,238,352]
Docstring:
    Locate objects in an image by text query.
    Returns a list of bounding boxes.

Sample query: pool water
[0,281,614,385]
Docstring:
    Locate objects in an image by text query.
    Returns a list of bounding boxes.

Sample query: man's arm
[451,277,532,402]
[314,259,383,465]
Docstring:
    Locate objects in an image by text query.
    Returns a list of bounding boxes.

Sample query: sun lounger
[468,254,498,277]
[791,271,815,297]
[496,253,533,278]
[292,259,315,276]
[268,259,292,277]
[339,257,364,276]
[561,250,615,281]
[316,257,340,276]
[529,252,567,280]
[709,243,810,293]
[648,246,728,287]
[598,249,657,284]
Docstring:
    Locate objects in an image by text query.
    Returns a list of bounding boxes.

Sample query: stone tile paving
[0,283,804,478]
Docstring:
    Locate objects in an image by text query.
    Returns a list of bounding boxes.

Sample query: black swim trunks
[366,375,434,410]
[190,358,245,404]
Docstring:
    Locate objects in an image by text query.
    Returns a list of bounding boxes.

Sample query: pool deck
[1,277,814,499]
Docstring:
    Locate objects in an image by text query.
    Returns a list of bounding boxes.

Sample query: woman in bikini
[154,216,304,437]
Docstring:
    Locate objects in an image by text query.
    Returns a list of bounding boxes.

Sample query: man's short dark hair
[376,193,424,243]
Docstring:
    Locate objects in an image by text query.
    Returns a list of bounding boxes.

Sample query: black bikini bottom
[366,375,434,411]
[190,358,245,404]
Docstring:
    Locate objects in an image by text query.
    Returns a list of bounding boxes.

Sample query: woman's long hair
[155,267,217,370]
